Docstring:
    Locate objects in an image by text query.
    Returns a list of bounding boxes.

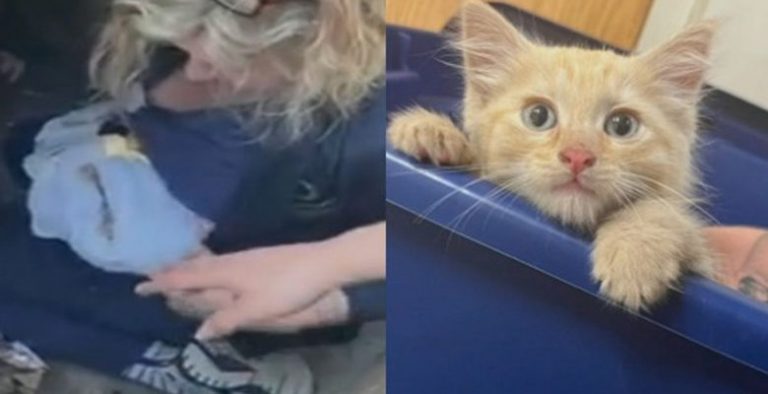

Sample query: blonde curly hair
[89,0,385,141]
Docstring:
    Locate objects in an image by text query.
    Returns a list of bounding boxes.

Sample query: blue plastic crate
[387,25,768,393]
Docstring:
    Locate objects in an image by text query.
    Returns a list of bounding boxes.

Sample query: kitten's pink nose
[559,147,596,175]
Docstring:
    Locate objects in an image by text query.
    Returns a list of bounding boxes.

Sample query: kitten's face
[476,47,696,228]
[459,2,714,228]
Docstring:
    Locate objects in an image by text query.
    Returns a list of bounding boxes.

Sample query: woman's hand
[137,242,347,338]
[163,286,349,335]
[706,227,768,302]
[136,223,384,339]
[736,231,768,302]
[136,241,346,338]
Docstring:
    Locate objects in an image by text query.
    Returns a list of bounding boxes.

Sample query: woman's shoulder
[342,85,386,135]
[356,85,386,120]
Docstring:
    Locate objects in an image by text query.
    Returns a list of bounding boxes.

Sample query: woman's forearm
[322,222,386,288]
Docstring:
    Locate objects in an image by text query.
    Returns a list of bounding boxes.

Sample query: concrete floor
[36,363,162,394]
[1,362,159,394]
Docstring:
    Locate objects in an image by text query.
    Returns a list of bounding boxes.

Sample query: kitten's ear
[641,21,717,101]
[457,1,532,104]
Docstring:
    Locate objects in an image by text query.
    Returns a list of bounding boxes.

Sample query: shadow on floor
[37,362,162,394]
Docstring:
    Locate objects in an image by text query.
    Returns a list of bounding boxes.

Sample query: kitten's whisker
[445,200,479,244]
[450,183,508,229]
[483,190,519,229]
[627,173,720,224]
[415,176,491,224]
[385,166,481,178]
[446,193,491,243]
[473,175,533,228]
[431,164,486,173]
[609,179,647,225]
[618,177,712,225]
[387,170,434,178]
[445,181,517,244]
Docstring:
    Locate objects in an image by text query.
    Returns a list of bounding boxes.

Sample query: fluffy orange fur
[388,1,719,311]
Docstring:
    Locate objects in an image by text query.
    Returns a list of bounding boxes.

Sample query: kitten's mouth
[552,179,595,195]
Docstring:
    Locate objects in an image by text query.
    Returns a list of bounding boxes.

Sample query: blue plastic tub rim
[387,149,768,376]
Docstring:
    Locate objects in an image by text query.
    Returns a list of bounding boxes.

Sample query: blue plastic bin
[387,25,768,393]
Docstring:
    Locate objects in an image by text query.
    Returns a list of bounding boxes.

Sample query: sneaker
[125,340,312,394]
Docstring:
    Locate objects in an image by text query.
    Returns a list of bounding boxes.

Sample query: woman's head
[90,0,385,141]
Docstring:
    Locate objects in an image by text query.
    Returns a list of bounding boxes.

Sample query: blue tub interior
[387,24,768,393]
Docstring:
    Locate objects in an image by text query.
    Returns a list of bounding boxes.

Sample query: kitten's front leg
[591,198,715,311]
[388,107,474,166]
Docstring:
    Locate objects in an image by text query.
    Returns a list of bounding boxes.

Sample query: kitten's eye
[604,112,640,138]
[522,103,557,131]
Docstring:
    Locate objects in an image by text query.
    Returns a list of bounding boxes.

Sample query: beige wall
[388,0,768,110]
[386,0,654,50]
[639,0,768,110]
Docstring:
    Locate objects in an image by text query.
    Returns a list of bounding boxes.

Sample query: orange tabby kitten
[389,1,718,311]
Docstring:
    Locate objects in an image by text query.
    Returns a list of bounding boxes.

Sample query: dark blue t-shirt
[127,87,386,234]
[127,107,254,222]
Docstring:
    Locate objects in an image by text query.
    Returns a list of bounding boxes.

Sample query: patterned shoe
[125,340,312,394]
[0,333,47,394]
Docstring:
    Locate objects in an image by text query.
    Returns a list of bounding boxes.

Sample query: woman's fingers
[245,310,318,334]
[135,257,237,295]
[195,302,253,340]
[242,294,347,333]
[195,300,319,339]
[166,289,237,319]
[705,227,767,287]
[195,290,351,337]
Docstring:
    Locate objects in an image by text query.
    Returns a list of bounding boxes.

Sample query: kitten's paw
[592,229,683,311]
[388,107,472,166]
[686,231,719,280]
